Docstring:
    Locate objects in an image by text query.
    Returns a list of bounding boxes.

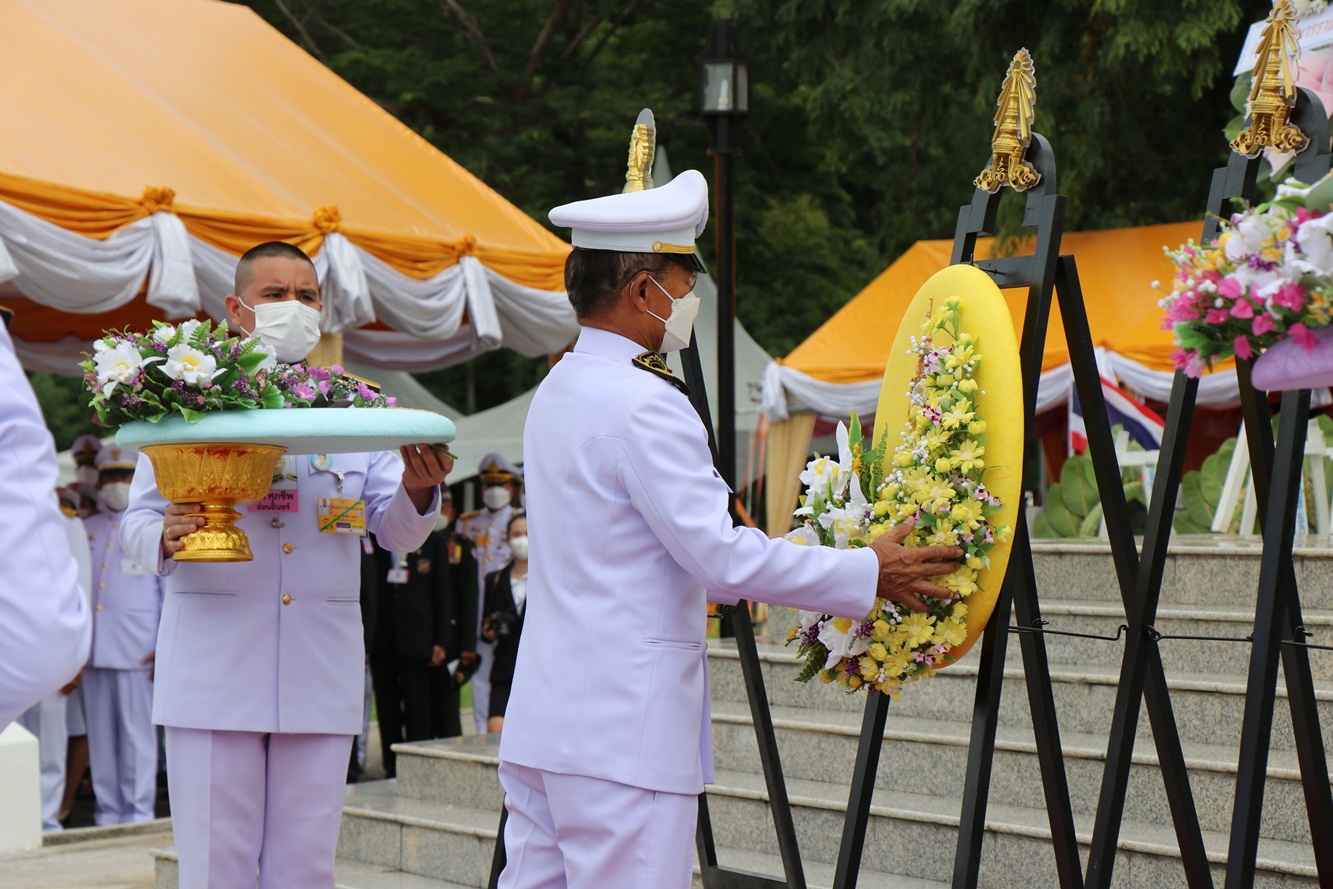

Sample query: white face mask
[483,486,512,511]
[646,277,701,353]
[240,298,322,363]
[508,536,529,561]
[432,512,451,533]
[101,482,132,512]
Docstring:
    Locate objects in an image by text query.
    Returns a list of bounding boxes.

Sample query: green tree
[27,0,1276,430]
[29,373,102,451]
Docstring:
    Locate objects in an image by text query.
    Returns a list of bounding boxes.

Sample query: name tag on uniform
[318,497,366,535]
[247,489,299,513]
[249,458,300,513]
[386,567,409,584]
[121,558,147,577]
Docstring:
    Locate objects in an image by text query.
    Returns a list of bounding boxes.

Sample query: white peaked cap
[549,170,709,272]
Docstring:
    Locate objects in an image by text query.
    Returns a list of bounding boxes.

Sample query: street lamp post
[700,19,748,502]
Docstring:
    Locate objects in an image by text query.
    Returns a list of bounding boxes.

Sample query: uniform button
[96,604,104,612]
[102,562,110,568]
[112,523,119,530]
[107,541,114,548]
[282,543,294,554]
[281,593,292,606]
[98,582,106,589]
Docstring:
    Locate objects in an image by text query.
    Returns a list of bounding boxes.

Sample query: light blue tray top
[115,407,456,456]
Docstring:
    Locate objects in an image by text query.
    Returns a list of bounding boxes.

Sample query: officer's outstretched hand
[868,517,964,614]
[162,502,205,556]
[401,444,453,514]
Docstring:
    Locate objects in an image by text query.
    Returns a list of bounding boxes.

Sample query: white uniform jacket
[0,324,91,728]
[499,327,878,795]
[121,450,438,734]
[85,511,164,670]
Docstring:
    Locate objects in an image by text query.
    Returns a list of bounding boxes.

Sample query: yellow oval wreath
[871,263,1023,665]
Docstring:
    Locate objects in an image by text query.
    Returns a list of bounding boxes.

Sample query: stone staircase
[153,539,1333,888]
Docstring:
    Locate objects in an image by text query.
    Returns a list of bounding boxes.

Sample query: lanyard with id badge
[311,454,367,536]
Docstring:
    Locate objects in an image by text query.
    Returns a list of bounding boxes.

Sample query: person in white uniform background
[0,307,92,730]
[82,444,164,825]
[15,495,94,833]
[120,242,453,889]
[456,452,518,733]
[495,170,964,889]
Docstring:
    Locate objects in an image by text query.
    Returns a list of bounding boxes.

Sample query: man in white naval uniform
[0,309,92,730]
[82,444,165,825]
[120,243,451,889]
[456,452,517,733]
[496,172,964,889]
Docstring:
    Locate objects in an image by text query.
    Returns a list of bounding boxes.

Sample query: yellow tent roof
[782,221,1202,383]
[0,0,568,290]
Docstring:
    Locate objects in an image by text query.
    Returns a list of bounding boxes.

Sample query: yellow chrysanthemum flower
[871,620,891,641]
[902,612,936,646]
[953,440,985,473]
[942,405,975,429]
[949,498,984,532]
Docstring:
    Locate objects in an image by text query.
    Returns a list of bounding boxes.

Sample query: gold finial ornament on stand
[1231,0,1308,157]
[623,108,656,193]
[974,49,1040,193]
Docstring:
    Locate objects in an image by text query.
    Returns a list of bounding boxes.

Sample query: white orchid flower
[785,524,820,546]
[162,344,220,386]
[1290,214,1333,275]
[94,340,148,395]
[818,616,870,670]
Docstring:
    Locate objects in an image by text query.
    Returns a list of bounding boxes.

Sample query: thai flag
[1068,376,1165,454]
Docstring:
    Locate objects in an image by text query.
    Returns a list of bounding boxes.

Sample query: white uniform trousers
[472,638,497,733]
[65,684,86,737]
[83,666,157,825]
[17,691,68,833]
[166,728,352,889]
[497,762,697,889]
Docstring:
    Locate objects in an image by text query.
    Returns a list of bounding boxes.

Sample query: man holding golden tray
[120,242,454,889]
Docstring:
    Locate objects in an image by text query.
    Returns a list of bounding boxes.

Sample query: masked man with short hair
[121,242,453,889]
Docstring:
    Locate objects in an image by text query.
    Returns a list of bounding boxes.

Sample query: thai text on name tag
[248,490,299,513]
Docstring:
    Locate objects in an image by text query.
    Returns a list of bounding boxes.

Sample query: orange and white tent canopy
[0,0,576,372]
[760,221,1257,419]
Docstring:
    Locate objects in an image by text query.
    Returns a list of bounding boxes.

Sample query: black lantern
[698,19,746,510]
[700,20,750,149]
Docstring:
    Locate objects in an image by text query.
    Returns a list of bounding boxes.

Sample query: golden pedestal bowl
[142,443,287,562]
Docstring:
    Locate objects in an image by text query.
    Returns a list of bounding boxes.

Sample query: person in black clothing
[426,487,478,740]
[368,492,473,775]
[480,513,528,734]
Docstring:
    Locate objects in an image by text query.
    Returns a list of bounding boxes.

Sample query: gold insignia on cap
[652,241,697,255]
[623,109,657,194]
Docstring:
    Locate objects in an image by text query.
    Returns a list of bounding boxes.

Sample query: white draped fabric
[760,348,1329,421]
[0,197,578,374]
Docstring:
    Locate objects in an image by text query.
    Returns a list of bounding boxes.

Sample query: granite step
[703,767,1320,888]
[1029,539,1333,610]
[709,700,1323,846]
[392,717,1325,851]
[708,642,1333,754]
[767,599,1333,680]
[151,846,476,889]
[339,781,500,888]
[335,778,950,889]
[365,745,1320,888]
